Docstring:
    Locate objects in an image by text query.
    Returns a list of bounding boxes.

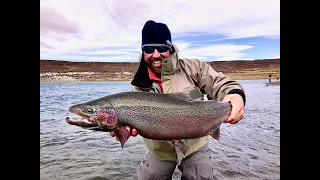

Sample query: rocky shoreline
[40,72,133,82]
[40,59,280,83]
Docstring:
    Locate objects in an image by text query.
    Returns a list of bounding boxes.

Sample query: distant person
[269,74,272,83]
[110,20,246,180]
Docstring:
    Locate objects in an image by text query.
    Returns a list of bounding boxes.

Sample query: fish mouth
[66,116,99,127]
[65,116,112,132]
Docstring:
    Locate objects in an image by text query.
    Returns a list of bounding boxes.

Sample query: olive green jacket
[131,44,245,164]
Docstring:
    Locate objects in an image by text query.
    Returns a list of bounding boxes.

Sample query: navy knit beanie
[141,20,172,51]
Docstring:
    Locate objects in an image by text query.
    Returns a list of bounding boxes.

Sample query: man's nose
[152,49,160,58]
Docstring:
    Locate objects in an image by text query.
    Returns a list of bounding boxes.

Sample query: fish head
[66,103,101,128]
[66,97,115,130]
[93,109,118,131]
[68,104,100,118]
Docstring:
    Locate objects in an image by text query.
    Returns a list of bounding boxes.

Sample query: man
[269,73,272,83]
[110,20,246,180]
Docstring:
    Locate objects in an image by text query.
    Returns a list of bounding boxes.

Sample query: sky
[40,0,280,62]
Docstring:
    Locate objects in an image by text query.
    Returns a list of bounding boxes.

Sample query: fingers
[222,94,244,124]
[228,112,244,124]
[109,130,120,141]
[132,128,138,136]
[227,110,244,124]
[110,131,115,137]
[226,100,244,123]
[226,105,244,124]
[109,126,138,141]
[125,126,138,136]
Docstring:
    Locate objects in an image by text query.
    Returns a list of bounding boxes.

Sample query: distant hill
[40,58,280,82]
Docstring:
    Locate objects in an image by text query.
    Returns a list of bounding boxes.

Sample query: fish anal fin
[115,126,131,149]
[209,127,220,141]
[172,139,189,155]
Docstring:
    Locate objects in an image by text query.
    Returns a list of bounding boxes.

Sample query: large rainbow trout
[66,91,232,155]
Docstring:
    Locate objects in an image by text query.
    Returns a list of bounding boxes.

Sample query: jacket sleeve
[194,60,246,105]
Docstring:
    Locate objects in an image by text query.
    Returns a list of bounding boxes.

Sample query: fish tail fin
[115,126,131,149]
[209,127,220,141]
[172,139,189,155]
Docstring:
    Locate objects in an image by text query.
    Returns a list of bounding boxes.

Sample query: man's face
[143,46,171,77]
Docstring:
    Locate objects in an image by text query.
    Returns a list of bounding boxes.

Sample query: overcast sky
[40,0,280,62]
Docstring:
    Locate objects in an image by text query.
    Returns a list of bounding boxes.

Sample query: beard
[146,60,162,77]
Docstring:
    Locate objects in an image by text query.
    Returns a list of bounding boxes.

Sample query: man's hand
[109,126,138,141]
[222,94,244,124]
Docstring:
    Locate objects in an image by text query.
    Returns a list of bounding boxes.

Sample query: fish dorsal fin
[168,92,194,101]
[168,89,203,101]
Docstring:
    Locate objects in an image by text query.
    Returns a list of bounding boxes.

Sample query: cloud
[40,7,80,36]
[177,43,254,61]
[40,0,280,62]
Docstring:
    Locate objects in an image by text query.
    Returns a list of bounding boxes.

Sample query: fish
[66,91,232,155]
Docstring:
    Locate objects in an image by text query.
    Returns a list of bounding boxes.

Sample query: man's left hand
[222,94,244,124]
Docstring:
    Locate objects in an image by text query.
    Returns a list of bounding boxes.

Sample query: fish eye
[86,108,94,113]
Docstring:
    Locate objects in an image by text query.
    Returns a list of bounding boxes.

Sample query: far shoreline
[40,58,280,85]
[40,78,280,86]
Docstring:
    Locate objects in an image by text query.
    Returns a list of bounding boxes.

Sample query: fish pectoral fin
[172,139,189,155]
[209,127,220,141]
[115,126,131,149]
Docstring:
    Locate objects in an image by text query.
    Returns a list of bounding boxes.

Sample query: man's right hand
[109,126,138,141]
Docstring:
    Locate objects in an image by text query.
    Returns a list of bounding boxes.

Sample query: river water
[40,80,280,180]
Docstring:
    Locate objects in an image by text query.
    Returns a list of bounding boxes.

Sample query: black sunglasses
[142,46,170,54]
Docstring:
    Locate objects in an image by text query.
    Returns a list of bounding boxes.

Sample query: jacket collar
[161,44,179,76]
